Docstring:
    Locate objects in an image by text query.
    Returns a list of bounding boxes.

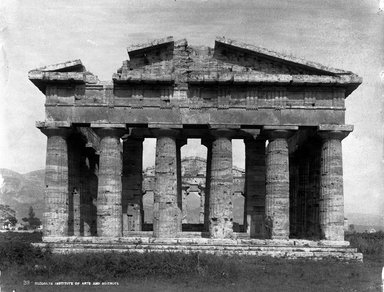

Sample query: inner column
[122,137,144,234]
[244,138,266,238]
[153,129,182,238]
[207,129,234,239]
[95,127,125,237]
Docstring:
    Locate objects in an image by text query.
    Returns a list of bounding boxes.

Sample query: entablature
[30,37,362,129]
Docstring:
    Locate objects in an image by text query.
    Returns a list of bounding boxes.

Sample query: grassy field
[0,232,383,291]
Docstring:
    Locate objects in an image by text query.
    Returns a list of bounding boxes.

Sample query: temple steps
[33,237,363,261]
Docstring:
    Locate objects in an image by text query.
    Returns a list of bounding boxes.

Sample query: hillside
[0,169,45,221]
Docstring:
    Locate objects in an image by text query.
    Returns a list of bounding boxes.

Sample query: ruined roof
[127,36,174,56]
[114,37,362,96]
[29,37,362,96]
[28,60,98,93]
[214,37,349,75]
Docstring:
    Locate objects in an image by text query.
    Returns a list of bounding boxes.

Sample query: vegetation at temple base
[345,231,384,256]
[0,232,383,291]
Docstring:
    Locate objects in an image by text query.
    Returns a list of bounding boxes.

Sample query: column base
[36,236,362,262]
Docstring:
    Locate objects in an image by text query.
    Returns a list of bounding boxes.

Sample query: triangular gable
[214,37,349,76]
[113,37,361,96]
[127,36,174,58]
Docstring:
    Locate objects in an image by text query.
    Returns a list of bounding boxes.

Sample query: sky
[0,0,383,216]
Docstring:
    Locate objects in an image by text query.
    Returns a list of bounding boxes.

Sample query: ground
[0,232,383,292]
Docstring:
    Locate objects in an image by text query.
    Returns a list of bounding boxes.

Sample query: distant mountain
[0,168,45,221]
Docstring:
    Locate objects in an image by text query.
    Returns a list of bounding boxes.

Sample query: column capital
[318,124,353,141]
[263,125,298,140]
[201,129,235,147]
[39,127,72,138]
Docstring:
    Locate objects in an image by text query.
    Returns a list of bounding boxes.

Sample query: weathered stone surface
[153,130,182,238]
[127,36,174,56]
[207,130,234,239]
[122,138,144,234]
[81,151,98,236]
[34,237,362,261]
[215,37,354,75]
[264,127,296,239]
[67,135,86,237]
[95,128,125,237]
[143,156,245,230]
[40,128,71,237]
[40,235,354,247]
[245,138,266,238]
[31,38,361,258]
[318,130,351,241]
[35,59,85,72]
[289,131,322,240]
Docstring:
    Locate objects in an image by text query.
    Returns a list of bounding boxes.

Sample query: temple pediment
[112,37,361,96]
[29,37,361,96]
[214,37,347,75]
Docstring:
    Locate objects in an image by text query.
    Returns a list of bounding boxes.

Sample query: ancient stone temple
[30,37,363,260]
[142,156,246,231]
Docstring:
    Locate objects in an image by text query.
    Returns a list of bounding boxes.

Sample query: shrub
[0,240,47,269]
[0,231,42,244]
[346,231,384,256]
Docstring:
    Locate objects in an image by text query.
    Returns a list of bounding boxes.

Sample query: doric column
[181,190,188,224]
[296,155,309,238]
[199,190,205,224]
[40,127,71,237]
[67,135,85,237]
[318,125,352,241]
[177,139,186,228]
[264,126,297,239]
[72,189,81,236]
[122,137,144,233]
[206,129,234,239]
[288,153,299,238]
[153,129,182,238]
[202,139,212,232]
[94,127,125,237]
[244,138,266,238]
[82,151,98,236]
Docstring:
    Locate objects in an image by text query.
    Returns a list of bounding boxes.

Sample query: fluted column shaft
[96,128,124,237]
[199,190,205,224]
[265,129,294,239]
[42,128,71,237]
[319,131,348,241]
[122,137,144,233]
[153,129,182,238]
[83,152,98,236]
[68,136,85,237]
[176,139,186,228]
[245,139,266,238]
[207,130,233,239]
